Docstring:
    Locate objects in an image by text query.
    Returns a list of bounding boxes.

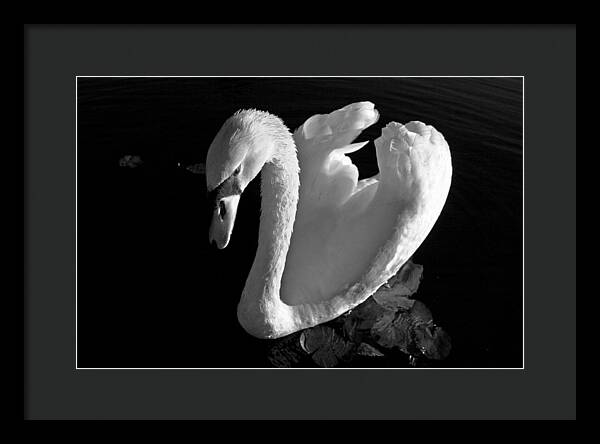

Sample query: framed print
[23,24,576,420]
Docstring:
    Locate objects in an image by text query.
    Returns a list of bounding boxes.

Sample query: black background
[76,77,523,368]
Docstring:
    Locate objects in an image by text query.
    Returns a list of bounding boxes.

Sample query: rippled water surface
[77,77,523,368]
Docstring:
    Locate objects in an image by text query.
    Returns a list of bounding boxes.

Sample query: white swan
[206,102,452,339]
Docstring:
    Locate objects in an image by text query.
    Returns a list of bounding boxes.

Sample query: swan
[206,102,452,339]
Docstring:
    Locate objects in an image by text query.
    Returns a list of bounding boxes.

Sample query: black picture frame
[23,24,576,420]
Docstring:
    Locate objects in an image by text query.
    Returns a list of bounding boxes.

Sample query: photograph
[75,76,524,369]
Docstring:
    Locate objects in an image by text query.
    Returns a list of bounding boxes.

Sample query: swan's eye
[233,165,241,176]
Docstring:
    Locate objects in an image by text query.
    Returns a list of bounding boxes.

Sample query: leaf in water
[413,323,452,360]
[387,260,424,295]
[186,163,206,175]
[369,300,446,357]
[119,155,143,168]
[299,326,327,354]
[372,261,423,311]
[408,300,433,326]
[342,315,358,340]
[355,343,385,357]
[267,331,304,368]
[371,311,399,348]
[300,326,354,368]
[391,314,414,354]
[372,292,415,312]
[312,348,339,368]
[352,298,390,331]
[371,311,412,351]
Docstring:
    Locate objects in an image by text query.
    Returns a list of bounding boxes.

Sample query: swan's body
[206,102,452,338]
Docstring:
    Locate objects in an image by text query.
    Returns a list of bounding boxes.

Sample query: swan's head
[206,110,277,249]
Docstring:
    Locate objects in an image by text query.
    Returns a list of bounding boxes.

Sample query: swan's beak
[209,194,240,249]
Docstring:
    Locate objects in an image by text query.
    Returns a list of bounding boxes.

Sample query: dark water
[76,77,523,368]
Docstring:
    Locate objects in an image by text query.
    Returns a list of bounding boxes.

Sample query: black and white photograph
[75,76,524,369]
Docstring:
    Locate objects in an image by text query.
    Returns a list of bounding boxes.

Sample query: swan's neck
[238,131,300,336]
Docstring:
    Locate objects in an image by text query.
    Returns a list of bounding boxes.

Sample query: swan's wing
[292,102,380,212]
[282,102,452,318]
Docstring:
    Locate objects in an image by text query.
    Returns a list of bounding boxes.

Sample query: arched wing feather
[292,102,380,211]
